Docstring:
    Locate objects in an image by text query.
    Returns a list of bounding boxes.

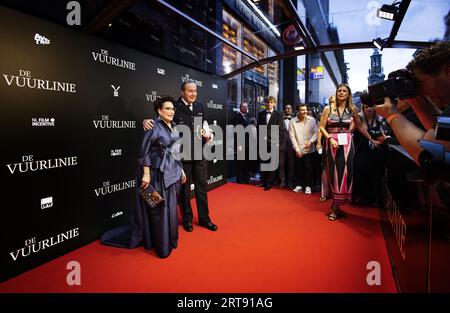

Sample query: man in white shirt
[289,103,318,194]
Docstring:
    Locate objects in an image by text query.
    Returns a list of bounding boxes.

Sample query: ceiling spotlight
[373,37,388,50]
[376,3,399,21]
[294,41,305,51]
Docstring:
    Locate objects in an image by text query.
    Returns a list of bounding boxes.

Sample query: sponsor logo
[9,227,80,261]
[206,100,223,110]
[6,155,78,174]
[111,149,122,156]
[212,83,218,89]
[91,49,136,71]
[2,70,76,93]
[207,175,223,185]
[181,74,203,87]
[94,180,136,197]
[34,33,50,45]
[111,84,120,97]
[92,115,136,129]
[41,197,53,209]
[157,68,165,75]
[32,117,55,127]
[111,211,123,218]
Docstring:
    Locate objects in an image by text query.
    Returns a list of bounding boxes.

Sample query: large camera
[360,69,419,106]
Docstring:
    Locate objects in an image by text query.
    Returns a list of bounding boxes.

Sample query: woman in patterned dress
[318,84,380,221]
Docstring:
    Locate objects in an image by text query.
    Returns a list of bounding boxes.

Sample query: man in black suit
[279,104,296,189]
[143,82,217,232]
[257,96,285,191]
[233,102,250,184]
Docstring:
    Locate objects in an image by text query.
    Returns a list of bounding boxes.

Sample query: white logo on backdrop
[111,211,123,218]
[111,84,120,97]
[32,117,55,127]
[145,91,158,102]
[6,155,78,174]
[206,100,223,110]
[2,70,76,93]
[111,149,122,156]
[94,180,136,197]
[9,227,80,261]
[92,115,136,129]
[34,33,50,45]
[92,49,136,70]
[41,197,53,209]
[207,175,223,185]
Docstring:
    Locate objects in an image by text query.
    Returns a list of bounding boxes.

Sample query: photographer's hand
[375,97,399,119]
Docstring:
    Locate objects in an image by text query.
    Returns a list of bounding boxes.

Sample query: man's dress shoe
[199,221,218,231]
[183,223,193,232]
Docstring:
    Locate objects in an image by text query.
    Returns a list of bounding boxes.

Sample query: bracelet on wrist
[386,113,403,124]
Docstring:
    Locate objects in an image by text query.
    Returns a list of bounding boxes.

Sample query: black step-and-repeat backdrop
[0,6,227,282]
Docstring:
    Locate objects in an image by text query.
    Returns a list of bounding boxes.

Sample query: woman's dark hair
[153,96,175,115]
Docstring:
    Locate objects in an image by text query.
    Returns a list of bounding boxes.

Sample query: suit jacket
[173,97,207,161]
[257,109,286,151]
[233,112,250,152]
[233,112,250,128]
[281,115,294,150]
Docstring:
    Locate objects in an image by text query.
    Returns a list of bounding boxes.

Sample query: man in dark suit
[232,102,250,184]
[279,104,296,189]
[257,96,285,191]
[143,82,217,232]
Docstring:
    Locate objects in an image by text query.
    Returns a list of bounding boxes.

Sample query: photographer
[375,41,450,166]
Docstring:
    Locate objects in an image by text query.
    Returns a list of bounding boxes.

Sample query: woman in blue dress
[101,96,186,258]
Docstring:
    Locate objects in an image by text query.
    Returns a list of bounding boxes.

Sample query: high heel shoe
[328,203,340,221]
[328,211,338,221]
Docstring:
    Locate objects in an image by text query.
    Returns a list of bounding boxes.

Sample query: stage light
[377,3,399,21]
[373,37,388,51]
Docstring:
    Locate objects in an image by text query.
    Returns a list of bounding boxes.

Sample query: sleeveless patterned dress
[325,107,354,204]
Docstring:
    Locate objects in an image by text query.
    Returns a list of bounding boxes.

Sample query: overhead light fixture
[245,0,281,37]
[373,37,388,50]
[376,2,400,21]
[294,41,305,51]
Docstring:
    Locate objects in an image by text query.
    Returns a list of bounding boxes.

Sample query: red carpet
[0,183,397,293]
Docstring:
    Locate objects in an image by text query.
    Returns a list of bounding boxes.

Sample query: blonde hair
[266,95,277,103]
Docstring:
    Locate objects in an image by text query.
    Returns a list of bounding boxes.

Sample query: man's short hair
[266,96,276,103]
[406,41,450,76]
[181,81,196,91]
[296,103,308,111]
